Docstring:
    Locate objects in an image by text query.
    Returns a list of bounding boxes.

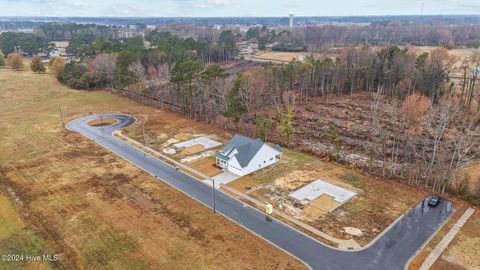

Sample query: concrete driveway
[212,171,241,188]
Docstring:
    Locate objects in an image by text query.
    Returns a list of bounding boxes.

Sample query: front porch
[216,156,228,169]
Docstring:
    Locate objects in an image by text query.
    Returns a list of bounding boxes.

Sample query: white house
[216,134,282,176]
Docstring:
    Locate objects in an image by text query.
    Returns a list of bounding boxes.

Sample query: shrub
[6,53,24,70]
[48,57,66,76]
[402,92,431,123]
[30,57,46,73]
[0,50,5,66]
[57,62,92,89]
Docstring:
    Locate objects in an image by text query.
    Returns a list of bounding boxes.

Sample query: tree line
[0,32,53,56]
[303,22,480,49]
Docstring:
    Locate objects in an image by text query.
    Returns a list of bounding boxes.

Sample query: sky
[0,0,480,17]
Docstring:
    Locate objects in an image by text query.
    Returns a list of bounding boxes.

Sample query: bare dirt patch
[302,195,339,220]
[180,144,205,155]
[188,158,223,177]
[252,51,306,62]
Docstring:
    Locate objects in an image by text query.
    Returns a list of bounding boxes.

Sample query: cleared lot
[227,152,428,246]
[0,68,306,269]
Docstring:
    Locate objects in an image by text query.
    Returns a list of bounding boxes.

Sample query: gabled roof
[274,144,282,152]
[216,134,265,168]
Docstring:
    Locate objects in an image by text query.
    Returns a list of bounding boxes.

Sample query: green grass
[0,192,46,270]
[339,172,368,190]
[284,149,315,165]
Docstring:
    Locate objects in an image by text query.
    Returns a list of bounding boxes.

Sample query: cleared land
[251,51,306,62]
[0,67,305,269]
[188,158,223,178]
[123,115,227,162]
[227,151,427,246]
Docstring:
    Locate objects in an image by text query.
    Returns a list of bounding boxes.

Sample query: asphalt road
[67,114,454,270]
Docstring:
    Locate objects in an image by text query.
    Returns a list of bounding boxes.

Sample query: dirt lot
[187,158,223,178]
[251,51,306,63]
[123,115,227,162]
[0,67,306,269]
[227,150,426,246]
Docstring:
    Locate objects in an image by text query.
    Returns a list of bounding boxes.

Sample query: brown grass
[180,144,205,155]
[431,208,480,270]
[252,51,306,62]
[0,68,306,269]
[457,161,480,192]
[87,118,119,127]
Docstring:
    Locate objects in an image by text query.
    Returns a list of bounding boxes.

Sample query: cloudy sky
[0,0,479,17]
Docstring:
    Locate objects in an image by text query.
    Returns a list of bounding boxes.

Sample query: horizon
[2,14,480,18]
[1,0,480,18]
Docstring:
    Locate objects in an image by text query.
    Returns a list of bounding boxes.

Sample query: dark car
[428,195,440,206]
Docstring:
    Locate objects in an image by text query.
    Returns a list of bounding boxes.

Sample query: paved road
[67,114,454,270]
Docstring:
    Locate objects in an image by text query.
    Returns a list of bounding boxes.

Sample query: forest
[302,23,480,49]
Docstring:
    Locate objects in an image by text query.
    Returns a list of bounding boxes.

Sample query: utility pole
[212,179,216,214]
[142,122,146,145]
[59,108,65,129]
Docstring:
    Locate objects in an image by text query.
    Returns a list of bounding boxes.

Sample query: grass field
[0,67,305,269]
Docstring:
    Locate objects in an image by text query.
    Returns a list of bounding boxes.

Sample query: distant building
[216,134,282,176]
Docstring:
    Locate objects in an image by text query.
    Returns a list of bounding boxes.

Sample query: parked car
[428,195,440,206]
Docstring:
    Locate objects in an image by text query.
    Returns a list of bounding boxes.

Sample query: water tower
[289,12,294,29]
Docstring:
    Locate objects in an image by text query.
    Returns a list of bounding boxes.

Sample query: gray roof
[274,144,282,152]
[216,134,265,168]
